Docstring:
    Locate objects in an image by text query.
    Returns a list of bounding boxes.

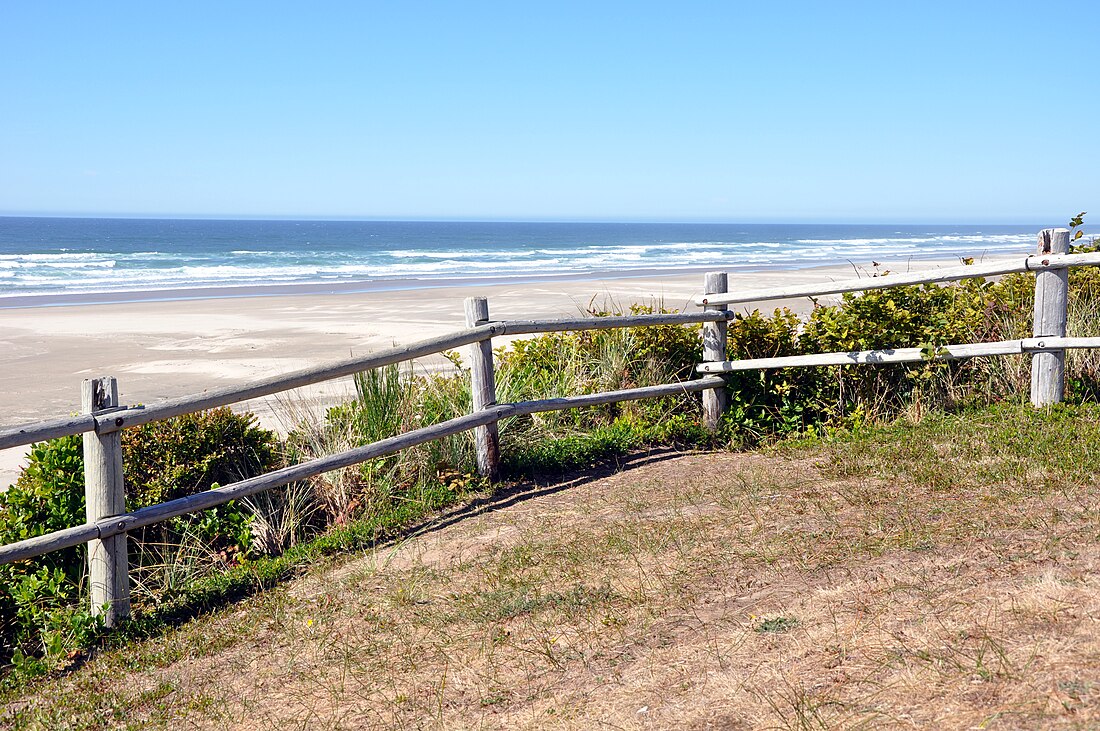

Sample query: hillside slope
[5,405,1100,729]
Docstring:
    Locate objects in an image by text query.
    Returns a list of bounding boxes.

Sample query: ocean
[0,218,1042,300]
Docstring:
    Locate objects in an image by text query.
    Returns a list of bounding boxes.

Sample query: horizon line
[0,212,1057,227]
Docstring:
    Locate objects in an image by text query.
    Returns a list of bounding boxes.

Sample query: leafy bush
[710,250,1100,438]
[122,408,280,554]
[2,407,280,560]
[122,408,278,507]
[801,282,982,416]
[0,436,103,669]
[722,308,826,439]
[0,409,279,672]
[0,436,86,582]
[1,566,101,674]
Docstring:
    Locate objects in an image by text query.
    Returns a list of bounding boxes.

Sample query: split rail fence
[0,227,1093,626]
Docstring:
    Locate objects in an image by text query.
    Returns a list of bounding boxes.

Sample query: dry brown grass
[5,438,1100,730]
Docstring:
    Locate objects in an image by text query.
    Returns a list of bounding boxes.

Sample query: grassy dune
[4,402,1099,729]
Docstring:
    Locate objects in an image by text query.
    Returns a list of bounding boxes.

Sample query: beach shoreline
[0,264,729,310]
[0,217,1042,308]
[0,252,1021,484]
[0,247,1024,311]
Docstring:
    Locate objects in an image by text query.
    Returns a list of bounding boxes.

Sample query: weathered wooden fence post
[702,271,729,430]
[81,376,131,625]
[464,297,501,479]
[1030,228,1071,407]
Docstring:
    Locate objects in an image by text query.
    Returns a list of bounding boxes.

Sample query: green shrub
[712,261,1099,437]
[0,409,279,672]
[801,283,966,416]
[122,408,280,554]
[0,436,101,669]
[722,308,827,439]
[122,408,278,508]
[0,565,101,674]
[0,436,86,582]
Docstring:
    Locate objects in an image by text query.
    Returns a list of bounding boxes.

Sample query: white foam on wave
[386,241,779,262]
[385,249,540,260]
[793,234,1033,246]
[0,252,108,262]
[0,226,1043,298]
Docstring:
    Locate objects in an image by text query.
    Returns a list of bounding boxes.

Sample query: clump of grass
[756,615,799,633]
[283,363,479,528]
[242,480,321,556]
[129,531,225,605]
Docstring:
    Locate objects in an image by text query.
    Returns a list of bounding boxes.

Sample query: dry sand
[0,255,1000,484]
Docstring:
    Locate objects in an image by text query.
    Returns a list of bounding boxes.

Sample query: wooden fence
[0,227,1091,627]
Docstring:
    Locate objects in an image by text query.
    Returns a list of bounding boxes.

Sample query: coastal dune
[0,256,1010,485]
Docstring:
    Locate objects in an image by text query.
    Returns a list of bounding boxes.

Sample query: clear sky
[1,1,1096,222]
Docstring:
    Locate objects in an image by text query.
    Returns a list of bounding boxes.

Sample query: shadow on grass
[91,445,692,666]
[400,446,687,543]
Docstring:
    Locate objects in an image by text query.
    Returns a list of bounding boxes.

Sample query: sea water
[0,218,1041,299]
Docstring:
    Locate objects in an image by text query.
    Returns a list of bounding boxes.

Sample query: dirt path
[7,448,1100,729]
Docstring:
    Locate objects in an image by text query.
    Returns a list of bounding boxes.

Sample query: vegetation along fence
[0,227,1094,627]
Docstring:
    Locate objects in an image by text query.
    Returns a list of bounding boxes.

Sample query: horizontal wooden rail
[509,376,723,416]
[695,336,1100,374]
[0,414,97,453]
[0,377,723,566]
[1025,336,1100,350]
[496,311,731,336]
[692,251,1100,307]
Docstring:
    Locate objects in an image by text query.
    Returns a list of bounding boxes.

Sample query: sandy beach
[0,255,1012,484]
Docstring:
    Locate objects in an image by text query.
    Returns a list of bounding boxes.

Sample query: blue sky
[1,1,1096,222]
